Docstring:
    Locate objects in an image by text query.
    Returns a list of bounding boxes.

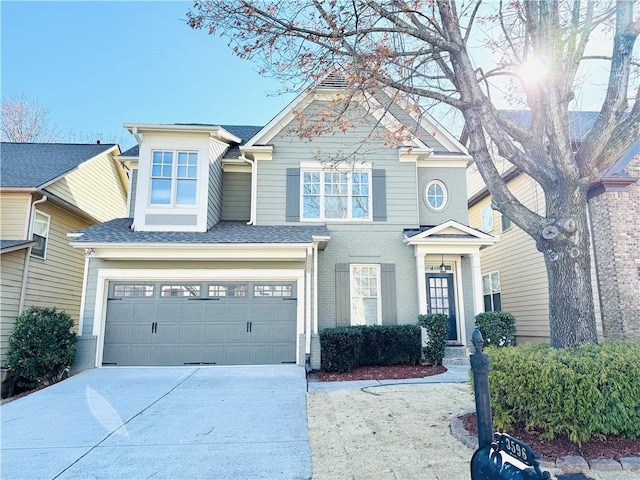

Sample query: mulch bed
[315,364,447,382]
[461,412,640,461]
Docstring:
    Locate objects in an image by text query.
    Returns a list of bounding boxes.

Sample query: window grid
[301,170,370,220]
[113,285,155,297]
[481,205,494,232]
[253,285,292,297]
[208,284,247,297]
[350,264,380,326]
[425,180,447,211]
[160,285,201,297]
[482,271,502,311]
[150,150,198,206]
[31,211,50,258]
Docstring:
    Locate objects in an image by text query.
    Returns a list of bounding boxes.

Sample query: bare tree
[187,1,640,348]
[1,94,59,142]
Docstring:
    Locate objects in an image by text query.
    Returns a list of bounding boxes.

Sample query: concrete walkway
[1,366,311,480]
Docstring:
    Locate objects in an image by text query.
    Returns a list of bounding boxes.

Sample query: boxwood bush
[475,311,516,347]
[417,314,448,366]
[7,306,77,389]
[320,324,421,373]
[487,341,640,445]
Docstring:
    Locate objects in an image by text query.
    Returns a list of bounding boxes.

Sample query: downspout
[19,195,48,313]
[313,241,319,336]
[305,247,313,355]
[241,155,257,225]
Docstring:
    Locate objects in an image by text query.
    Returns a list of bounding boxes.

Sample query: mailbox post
[469,329,551,480]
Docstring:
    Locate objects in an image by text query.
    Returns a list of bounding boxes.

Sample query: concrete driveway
[1,366,311,480]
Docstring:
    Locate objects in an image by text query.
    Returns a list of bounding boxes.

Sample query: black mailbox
[471,432,551,480]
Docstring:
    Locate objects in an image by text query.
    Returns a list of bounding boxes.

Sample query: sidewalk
[305,368,638,480]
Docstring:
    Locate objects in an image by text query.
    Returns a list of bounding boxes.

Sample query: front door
[426,273,458,341]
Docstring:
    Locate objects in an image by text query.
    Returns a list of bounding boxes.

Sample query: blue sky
[1,1,295,148]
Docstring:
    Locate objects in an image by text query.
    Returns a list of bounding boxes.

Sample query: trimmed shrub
[319,327,363,373]
[359,324,421,366]
[487,342,640,445]
[475,311,516,347]
[7,306,77,389]
[319,324,421,372]
[417,314,448,365]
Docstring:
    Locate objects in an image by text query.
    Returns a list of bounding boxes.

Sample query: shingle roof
[71,218,330,244]
[500,111,600,143]
[0,239,34,251]
[116,125,263,160]
[0,143,117,188]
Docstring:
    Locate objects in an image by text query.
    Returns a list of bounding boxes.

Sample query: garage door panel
[103,281,297,366]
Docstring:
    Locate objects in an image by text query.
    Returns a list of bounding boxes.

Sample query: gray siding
[145,214,197,226]
[222,171,251,221]
[207,143,224,228]
[128,169,138,217]
[317,225,417,332]
[255,100,419,226]
[418,166,468,225]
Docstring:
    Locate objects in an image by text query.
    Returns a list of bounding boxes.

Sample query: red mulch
[461,412,640,461]
[315,364,447,382]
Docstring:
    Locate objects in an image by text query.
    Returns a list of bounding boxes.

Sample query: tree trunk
[536,196,599,348]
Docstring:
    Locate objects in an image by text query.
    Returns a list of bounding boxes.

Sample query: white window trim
[300,167,373,222]
[424,179,448,212]
[481,205,494,232]
[31,210,51,259]
[149,149,199,208]
[482,270,501,311]
[349,264,382,326]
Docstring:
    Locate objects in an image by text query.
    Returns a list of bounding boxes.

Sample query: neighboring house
[0,143,129,367]
[69,83,496,371]
[467,112,640,343]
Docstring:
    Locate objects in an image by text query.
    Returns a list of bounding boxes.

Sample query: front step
[443,346,472,367]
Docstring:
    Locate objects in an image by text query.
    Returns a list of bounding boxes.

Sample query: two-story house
[0,143,128,370]
[467,112,639,343]
[69,84,495,371]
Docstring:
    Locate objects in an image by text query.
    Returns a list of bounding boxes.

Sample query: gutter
[241,155,257,225]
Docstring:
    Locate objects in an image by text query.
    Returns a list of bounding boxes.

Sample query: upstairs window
[481,205,494,232]
[302,170,370,220]
[150,150,198,206]
[424,180,448,211]
[31,211,50,259]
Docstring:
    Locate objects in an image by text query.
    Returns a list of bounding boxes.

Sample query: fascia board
[382,86,468,154]
[407,220,494,240]
[0,241,34,254]
[123,124,241,144]
[0,187,37,193]
[68,242,313,260]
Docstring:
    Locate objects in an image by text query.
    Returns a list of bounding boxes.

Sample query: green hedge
[487,342,640,445]
[417,314,448,366]
[475,311,516,347]
[320,325,421,373]
[7,306,77,388]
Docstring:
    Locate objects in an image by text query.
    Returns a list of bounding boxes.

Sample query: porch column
[470,251,484,314]
[415,248,428,315]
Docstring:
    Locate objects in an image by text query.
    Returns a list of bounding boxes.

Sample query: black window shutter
[335,263,350,326]
[285,168,300,222]
[380,263,397,324]
[372,169,387,221]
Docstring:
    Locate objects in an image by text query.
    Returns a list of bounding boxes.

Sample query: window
[501,214,512,232]
[208,284,247,297]
[481,205,494,232]
[482,272,501,311]
[253,285,292,297]
[150,150,198,206]
[160,284,201,297]
[424,180,448,211]
[302,170,370,220]
[31,211,50,258]
[113,284,154,297]
[350,264,381,326]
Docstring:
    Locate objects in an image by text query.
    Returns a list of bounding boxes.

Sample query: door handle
[246,321,249,333]
[249,321,252,333]
[151,322,158,333]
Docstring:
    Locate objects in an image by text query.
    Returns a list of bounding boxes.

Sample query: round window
[425,180,448,211]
